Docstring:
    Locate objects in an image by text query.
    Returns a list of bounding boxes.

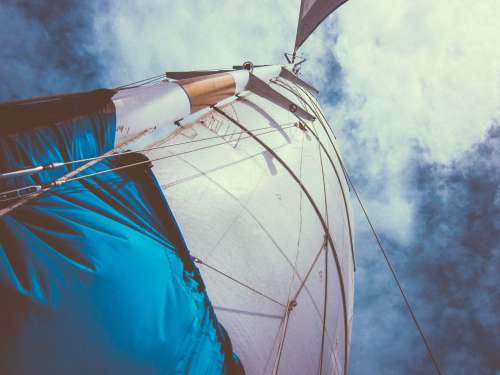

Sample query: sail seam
[167,144,338,353]
[271,78,356,272]
[212,105,350,375]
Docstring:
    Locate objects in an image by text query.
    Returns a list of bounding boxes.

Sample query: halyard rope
[0,124,297,203]
[212,105,350,375]
[0,123,298,179]
[282,81,444,375]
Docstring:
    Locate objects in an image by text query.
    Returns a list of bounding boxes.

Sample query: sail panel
[0,101,243,374]
[0,96,115,197]
[145,71,354,373]
[295,0,348,50]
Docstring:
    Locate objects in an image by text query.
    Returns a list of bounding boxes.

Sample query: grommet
[242,61,254,71]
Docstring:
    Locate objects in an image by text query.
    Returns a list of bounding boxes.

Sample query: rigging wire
[213,105,350,375]
[49,126,296,184]
[0,123,298,179]
[269,78,356,272]
[272,301,294,375]
[317,134,331,375]
[282,78,443,374]
[113,73,167,90]
[341,162,444,375]
[193,256,285,308]
[0,125,297,203]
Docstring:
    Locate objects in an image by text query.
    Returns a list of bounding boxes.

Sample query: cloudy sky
[2,0,499,373]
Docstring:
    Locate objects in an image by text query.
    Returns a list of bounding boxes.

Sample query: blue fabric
[0,110,115,193]
[0,104,243,374]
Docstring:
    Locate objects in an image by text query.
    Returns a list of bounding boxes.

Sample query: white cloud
[333,0,500,160]
[92,0,299,85]
[91,0,500,244]
[301,0,500,243]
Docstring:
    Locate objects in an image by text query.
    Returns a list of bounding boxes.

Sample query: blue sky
[1,1,499,373]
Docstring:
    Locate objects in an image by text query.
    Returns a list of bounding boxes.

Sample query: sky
[1,0,499,374]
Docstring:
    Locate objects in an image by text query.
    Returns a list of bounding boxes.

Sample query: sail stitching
[271,78,356,272]
[168,143,338,353]
[212,105,350,375]
[283,131,306,319]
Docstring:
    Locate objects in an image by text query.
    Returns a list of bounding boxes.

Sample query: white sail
[0,1,357,372]
[117,67,355,374]
[0,64,354,374]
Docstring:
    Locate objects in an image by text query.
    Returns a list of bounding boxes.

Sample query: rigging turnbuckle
[0,185,42,202]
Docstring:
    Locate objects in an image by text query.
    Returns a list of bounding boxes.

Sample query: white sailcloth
[114,70,355,374]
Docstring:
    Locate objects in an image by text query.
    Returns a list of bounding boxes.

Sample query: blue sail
[0,92,243,374]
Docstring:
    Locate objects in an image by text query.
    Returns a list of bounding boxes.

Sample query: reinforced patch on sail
[0,92,244,374]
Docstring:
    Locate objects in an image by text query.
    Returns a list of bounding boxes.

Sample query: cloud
[91,0,299,86]
[303,0,500,245]
[306,1,500,373]
[0,1,105,101]
[407,126,500,374]
[343,125,500,375]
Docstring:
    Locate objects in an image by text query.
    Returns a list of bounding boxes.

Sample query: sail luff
[294,0,348,50]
